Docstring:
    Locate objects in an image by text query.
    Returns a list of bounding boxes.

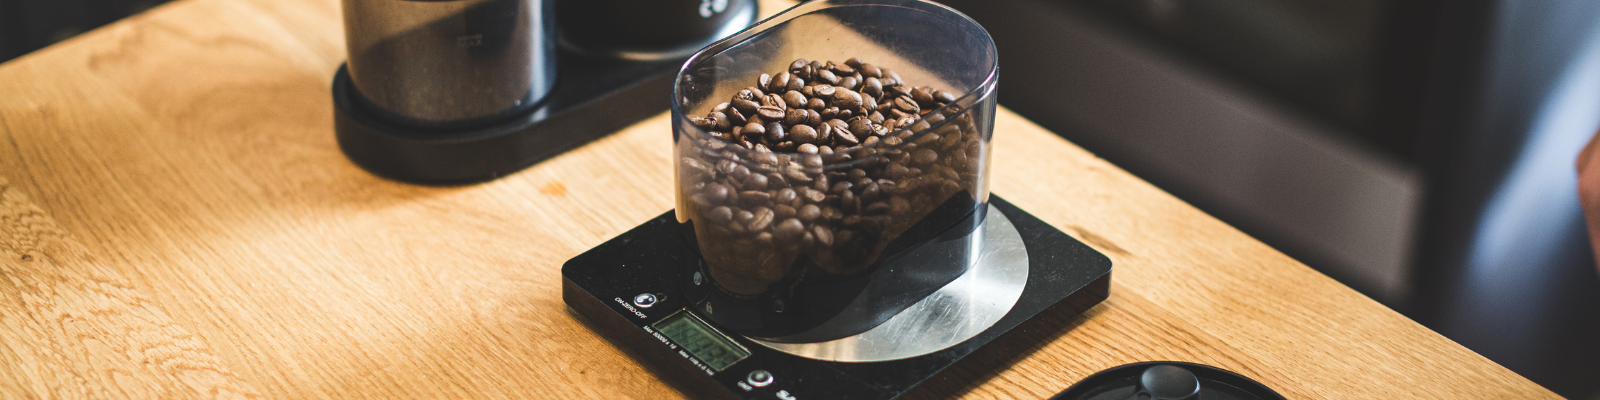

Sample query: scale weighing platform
[562,196,1111,400]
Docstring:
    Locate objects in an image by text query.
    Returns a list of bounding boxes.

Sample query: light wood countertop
[0,0,1556,398]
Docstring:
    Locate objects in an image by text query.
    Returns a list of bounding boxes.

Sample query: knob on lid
[1050,361,1283,400]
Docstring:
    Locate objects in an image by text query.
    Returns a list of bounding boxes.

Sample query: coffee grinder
[331,0,758,184]
[562,1,1113,399]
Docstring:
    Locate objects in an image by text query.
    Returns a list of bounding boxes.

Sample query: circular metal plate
[749,203,1029,362]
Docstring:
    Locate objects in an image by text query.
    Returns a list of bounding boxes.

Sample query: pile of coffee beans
[678,57,988,295]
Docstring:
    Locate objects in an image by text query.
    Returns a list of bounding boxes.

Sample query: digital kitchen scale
[562,195,1111,400]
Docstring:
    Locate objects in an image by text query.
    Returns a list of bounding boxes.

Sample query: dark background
[3,0,1597,398]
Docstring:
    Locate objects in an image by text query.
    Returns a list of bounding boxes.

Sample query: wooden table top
[0,0,1556,398]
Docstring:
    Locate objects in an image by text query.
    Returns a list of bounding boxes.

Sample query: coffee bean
[797,204,822,222]
[848,118,874,138]
[884,69,902,86]
[734,209,755,225]
[815,85,836,97]
[748,207,775,231]
[934,89,957,104]
[707,182,731,202]
[798,143,818,154]
[757,106,787,121]
[736,88,759,101]
[832,62,856,75]
[731,99,759,115]
[835,130,860,146]
[806,97,826,110]
[862,77,883,99]
[818,69,840,85]
[911,87,935,108]
[803,187,827,203]
[894,95,920,114]
[803,225,829,247]
[859,63,881,78]
[744,173,769,190]
[708,206,734,225]
[806,109,822,126]
[839,77,859,91]
[713,102,730,113]
[785,109,808,126]
[743,122,766,137]
[774,218,805,241]
[727,107,748,126]
[802,154,824,168]
[792,124,819,144]
[861,95,878,114]
[757,74,772,90]
[765,121,786,142]
[740,190,772,204]
[770,71,792,92]
[783,91,807,109]
[776,187,798,204]
[789,58,809,71]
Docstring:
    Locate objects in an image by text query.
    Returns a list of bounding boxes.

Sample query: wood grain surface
[0,0,1558,398]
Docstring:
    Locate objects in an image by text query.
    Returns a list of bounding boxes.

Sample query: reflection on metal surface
[749,204,1029,362]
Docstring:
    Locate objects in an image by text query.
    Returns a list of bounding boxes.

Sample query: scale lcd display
[653,310,750,372]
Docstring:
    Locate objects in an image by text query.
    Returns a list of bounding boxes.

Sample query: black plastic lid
[1051,361,1284,400]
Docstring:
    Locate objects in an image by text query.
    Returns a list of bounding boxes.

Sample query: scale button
[747,370,774,387]
[632,293,657,308]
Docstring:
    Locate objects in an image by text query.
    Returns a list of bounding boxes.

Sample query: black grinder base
[332,49,683,185]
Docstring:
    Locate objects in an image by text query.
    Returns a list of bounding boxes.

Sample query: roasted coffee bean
[728,107,749,126]
[911,87,935,108]
[806,109,823,126]
[713,102,731,113]
[832,62,855,75]
[798,143,818,154]
[783,91,807,109]
[792,124,819,144]
[859,63,881,78]
[815,85,836,97]
[815,121,833,142]
[743,122,766,137]
[740,190,772,204]
[835,130,860,146]
[762,93,786,109]
[691,117,713,130]
[708,206,734,225]
[806,97,826,110]
[818,69,840,85]
[785,109,808,126]
[862,77,883,99]
[894,95,920,114]
[790,58,809,71]
[802,154,824,169]
[765,121,786,142]
[748,207,775,231]
[884,69,902,86]
[798,204,822,222]
[774,218,805,241]
[848,118,875,138]
[736,88,759,101]
[757,74,772,90]
[934,89,957,104]
[731,98,759,115]
[757,106,787,120]
[744,173,769,190]
[861,95,878,114]
[770,71,792,92]
[813,225,834,246]
[803,187,827,203]
[869,111,886,124]
[839,77,859,91]
[706,182,731,203]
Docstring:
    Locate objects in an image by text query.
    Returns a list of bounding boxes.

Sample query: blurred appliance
[331,0,757,184]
